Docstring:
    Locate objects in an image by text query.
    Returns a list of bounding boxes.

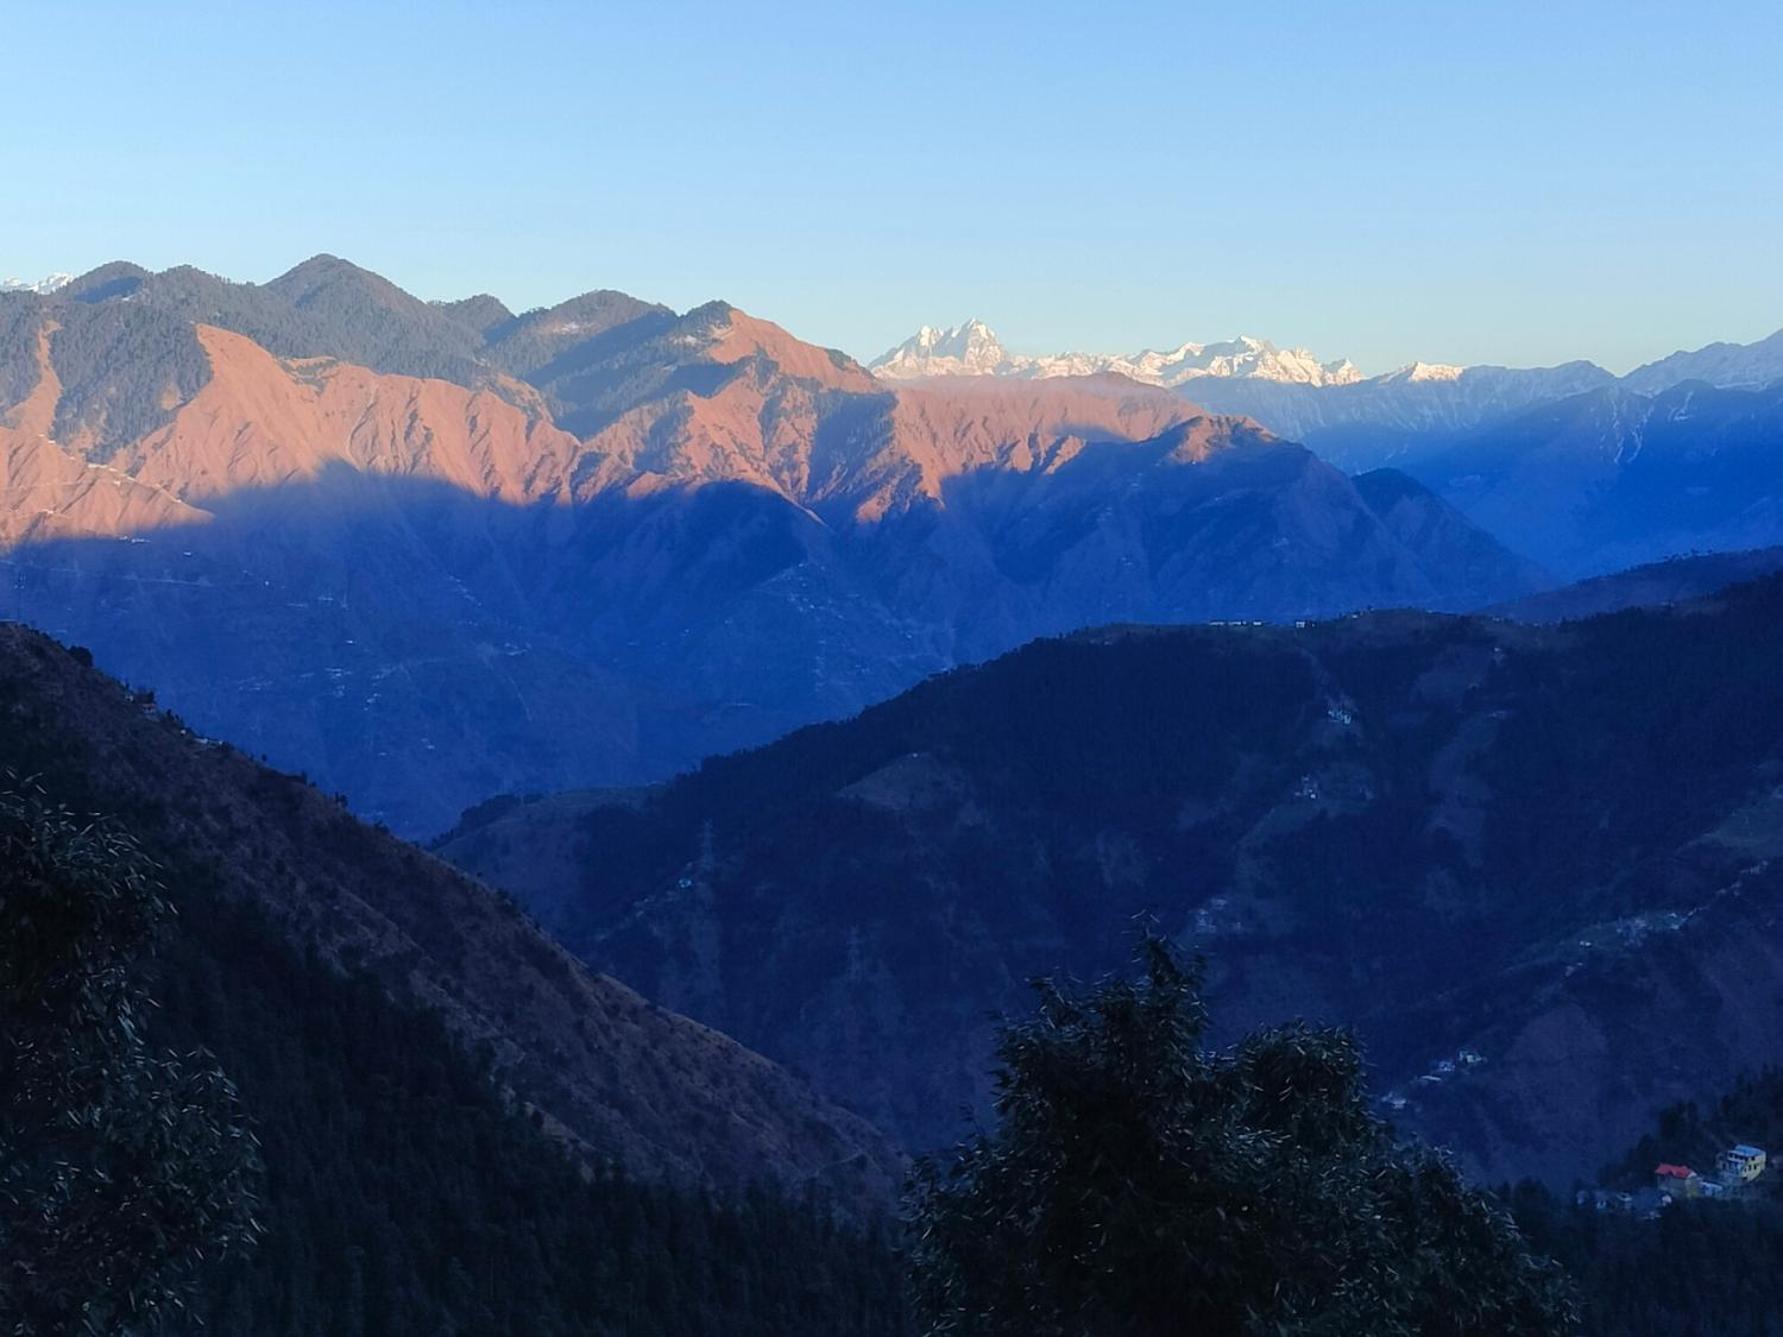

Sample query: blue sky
[4,1,1780,374]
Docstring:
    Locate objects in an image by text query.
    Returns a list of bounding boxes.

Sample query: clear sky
[4,0,1780,374]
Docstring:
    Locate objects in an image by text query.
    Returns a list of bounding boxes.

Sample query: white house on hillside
[1718,1144,1767,1184]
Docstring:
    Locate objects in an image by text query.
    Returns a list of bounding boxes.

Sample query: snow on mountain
[876,321,1783,401]
[870,321,1363,387]
[871,319,1012,377]
[1182,360,1618,460]
[1622,328,1783,394]
[1377,361,1467,384]
[0,273,74,295]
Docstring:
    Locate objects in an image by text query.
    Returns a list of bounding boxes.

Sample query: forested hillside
[444,573,1783,1187]
[0,623,909,1332]
[0,622,898,1201]
[154,894,906,1336]
[1512,1070,1783,1336]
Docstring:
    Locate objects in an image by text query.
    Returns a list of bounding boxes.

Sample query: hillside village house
[1655,1164,1701,1198]
[1651,1145,1769,1201]
[1718,1144,1767,1184]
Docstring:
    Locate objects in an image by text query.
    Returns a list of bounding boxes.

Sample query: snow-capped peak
[0,272,73,296]
[870,323,1364,388]
[1383,361,1466,384]
[873,320,1010,376]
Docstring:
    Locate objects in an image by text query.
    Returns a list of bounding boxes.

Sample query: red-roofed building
[1655,1164,1702,1197]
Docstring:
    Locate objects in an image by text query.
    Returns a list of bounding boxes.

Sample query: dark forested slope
[0,623,900,1202]
[149,895,907,1337]
[444,574,1783,1187]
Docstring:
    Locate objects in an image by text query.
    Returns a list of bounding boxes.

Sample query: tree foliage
[0,784,261,1336]
[154,893,910,1337]
[908,939,1577,1336]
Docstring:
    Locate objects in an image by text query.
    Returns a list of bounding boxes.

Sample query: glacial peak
[871,323,1363,388]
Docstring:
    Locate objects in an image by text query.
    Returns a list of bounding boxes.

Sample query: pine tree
[909,937,1578,1336]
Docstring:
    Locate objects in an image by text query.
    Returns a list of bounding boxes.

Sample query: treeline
[3,258,498,459]
[47,300,213,453]
[1512,1183,1783,1337]
[0,291,46,406]
[0,290,214,456]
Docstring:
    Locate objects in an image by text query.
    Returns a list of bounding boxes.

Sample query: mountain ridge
[871,320,1363,387]
[870,319,1783,507]
[440,571,1783,1187]
[872,317,1783,408]
[0,258,1541,832]
[1382,379,1783,576]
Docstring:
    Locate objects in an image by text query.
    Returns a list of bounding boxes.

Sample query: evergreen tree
[0,784,261,1335]
[909,938,1577,1336]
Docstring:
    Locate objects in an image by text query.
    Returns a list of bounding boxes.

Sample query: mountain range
[0,272,72,296]
[876,318,1783,577]
[1378,381,1783,575]
[13,252,1783,1244]
[870,321,1363,387]
[875,318,1783,417]
[441,569,1783,1187]
[0,257,1538,834]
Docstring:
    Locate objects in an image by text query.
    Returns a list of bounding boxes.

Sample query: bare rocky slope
[0,621,902,1205]
[441,572,1783,1188]
[0,260,1541,834]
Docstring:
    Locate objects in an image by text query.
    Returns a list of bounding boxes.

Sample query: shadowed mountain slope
[1122,359,1619,462]
[1622,327,1783,394]
[0,621,901,1204]
[1398,381,1783,576]
[1190,368,1783,579]
[0,263,1540,833]
[442,573,1783,1187]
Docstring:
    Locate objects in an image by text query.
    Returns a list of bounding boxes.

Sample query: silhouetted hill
[443,573,1783,1186]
